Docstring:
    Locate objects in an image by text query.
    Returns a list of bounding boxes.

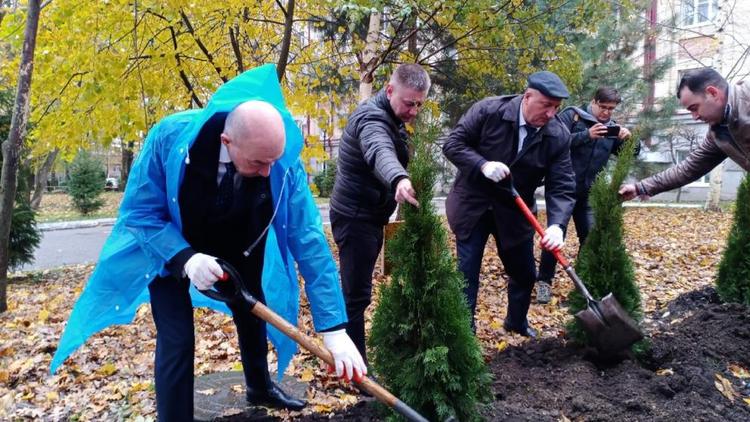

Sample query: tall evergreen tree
[369,120,491,421]
[67,150,105,215]
[569,0,676,149]
[567,137,644,349]
[716,173,750,306]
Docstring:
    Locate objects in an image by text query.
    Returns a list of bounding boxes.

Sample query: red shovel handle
[510,187,571,268]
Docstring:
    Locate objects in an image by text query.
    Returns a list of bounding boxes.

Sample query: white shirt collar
[519,107,527,127]
[219,143,231,163]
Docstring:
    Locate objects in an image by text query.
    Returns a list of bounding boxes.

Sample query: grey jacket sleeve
[641,134,727,195]
[359,115,408,188]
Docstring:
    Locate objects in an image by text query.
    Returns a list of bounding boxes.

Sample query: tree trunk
[30,148,58,209]
[358,11,381,102]
[276,0,295,82]
[0,0,41,314]
[704,161,724,211]
[120,140,135,191]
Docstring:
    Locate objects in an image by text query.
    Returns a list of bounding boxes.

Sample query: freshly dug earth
[225,287,750,421]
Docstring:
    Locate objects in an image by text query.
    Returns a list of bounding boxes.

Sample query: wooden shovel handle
[251,302,429,422]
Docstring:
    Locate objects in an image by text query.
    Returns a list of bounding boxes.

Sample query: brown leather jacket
[641,81,750,195]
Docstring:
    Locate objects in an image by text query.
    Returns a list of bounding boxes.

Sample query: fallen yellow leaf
[0,371,8,383]
[496,340,508,352]
[231,362,244,371]
[300,367,315,382]
[656,368,674,376]
[728,364,750,379]
[129,382,151,393]
[38,309,50,323]
[714,373,736,403]
[339,393,358,404]
[313,404,333,413]
[46,391,59,401]
[230,384,244,394]
[743,397,750,406]
[489,320,502,330]
[97,363,118,377]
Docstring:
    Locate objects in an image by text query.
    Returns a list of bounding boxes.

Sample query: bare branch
[179,9,227,82]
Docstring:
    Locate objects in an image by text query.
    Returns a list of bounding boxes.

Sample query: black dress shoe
[503,320,537,338]
[246,382,306,411]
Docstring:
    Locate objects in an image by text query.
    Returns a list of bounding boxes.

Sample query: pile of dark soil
[224,287,750,421]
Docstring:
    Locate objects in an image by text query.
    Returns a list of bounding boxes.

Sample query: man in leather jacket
[620,67,750,200]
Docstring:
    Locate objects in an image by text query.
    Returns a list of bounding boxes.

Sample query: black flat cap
[527,71,569,99]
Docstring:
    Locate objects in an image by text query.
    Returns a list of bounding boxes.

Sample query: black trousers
[329,209,384,366]
[538,195,594,284]
[456,211,536,331]
[149,274,270,422]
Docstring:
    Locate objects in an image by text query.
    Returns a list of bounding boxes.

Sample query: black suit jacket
[442,95,575,249]
[168,112,271,285]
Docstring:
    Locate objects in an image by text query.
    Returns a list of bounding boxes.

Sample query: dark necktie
[512,125,536,160]
[216,162,236,209]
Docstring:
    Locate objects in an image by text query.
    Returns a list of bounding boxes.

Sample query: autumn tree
[716,173,750,306]
[369,119,491,421]
[567,137,644,351]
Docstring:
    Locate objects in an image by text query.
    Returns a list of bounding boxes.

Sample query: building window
[681,0,719,26]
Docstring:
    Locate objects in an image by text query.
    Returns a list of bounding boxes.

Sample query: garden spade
[201,259,429,422]
[508,181,643,355]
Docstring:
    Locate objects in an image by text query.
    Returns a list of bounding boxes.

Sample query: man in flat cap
[442,70,575,337]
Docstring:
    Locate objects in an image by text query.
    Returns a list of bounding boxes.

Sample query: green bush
[369,121,491,421]
[68,150,105,215]
[312,160,336,198]
[567,137,645,352]
[9,201,41,270]
[716,173,750,306]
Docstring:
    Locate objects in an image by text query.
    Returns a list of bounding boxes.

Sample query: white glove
[541,225,564,251]
[184,253,223,291]
[322,329,367,381]
[480,161,510,182]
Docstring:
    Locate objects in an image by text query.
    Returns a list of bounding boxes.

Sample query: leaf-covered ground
[36,192,123,222]
[2,208,749,420]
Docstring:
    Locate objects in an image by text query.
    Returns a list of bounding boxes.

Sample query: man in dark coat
[330,63,431,366]
[442,71,575,337]
[536,86,636,304]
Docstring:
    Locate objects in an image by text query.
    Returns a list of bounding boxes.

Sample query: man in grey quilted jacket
[329,63,431,368]
[620,67,750,199]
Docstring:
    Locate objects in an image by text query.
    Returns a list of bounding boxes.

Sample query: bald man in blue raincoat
[51,65,365,420]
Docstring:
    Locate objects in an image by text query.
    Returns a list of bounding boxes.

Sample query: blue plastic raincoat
[50,65,347,378]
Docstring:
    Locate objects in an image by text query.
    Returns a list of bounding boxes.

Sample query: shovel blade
[575,293,643,356]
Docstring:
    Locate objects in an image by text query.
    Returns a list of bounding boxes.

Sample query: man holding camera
[536,86,635,303]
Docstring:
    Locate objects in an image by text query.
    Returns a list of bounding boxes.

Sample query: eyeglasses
[403,99,424,109]
[596,102,617,112]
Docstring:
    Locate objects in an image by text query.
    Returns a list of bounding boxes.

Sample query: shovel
[508,181,643,355]
[201,259,429,422]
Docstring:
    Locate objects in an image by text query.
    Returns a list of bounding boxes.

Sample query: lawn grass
[36,191,123,222]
